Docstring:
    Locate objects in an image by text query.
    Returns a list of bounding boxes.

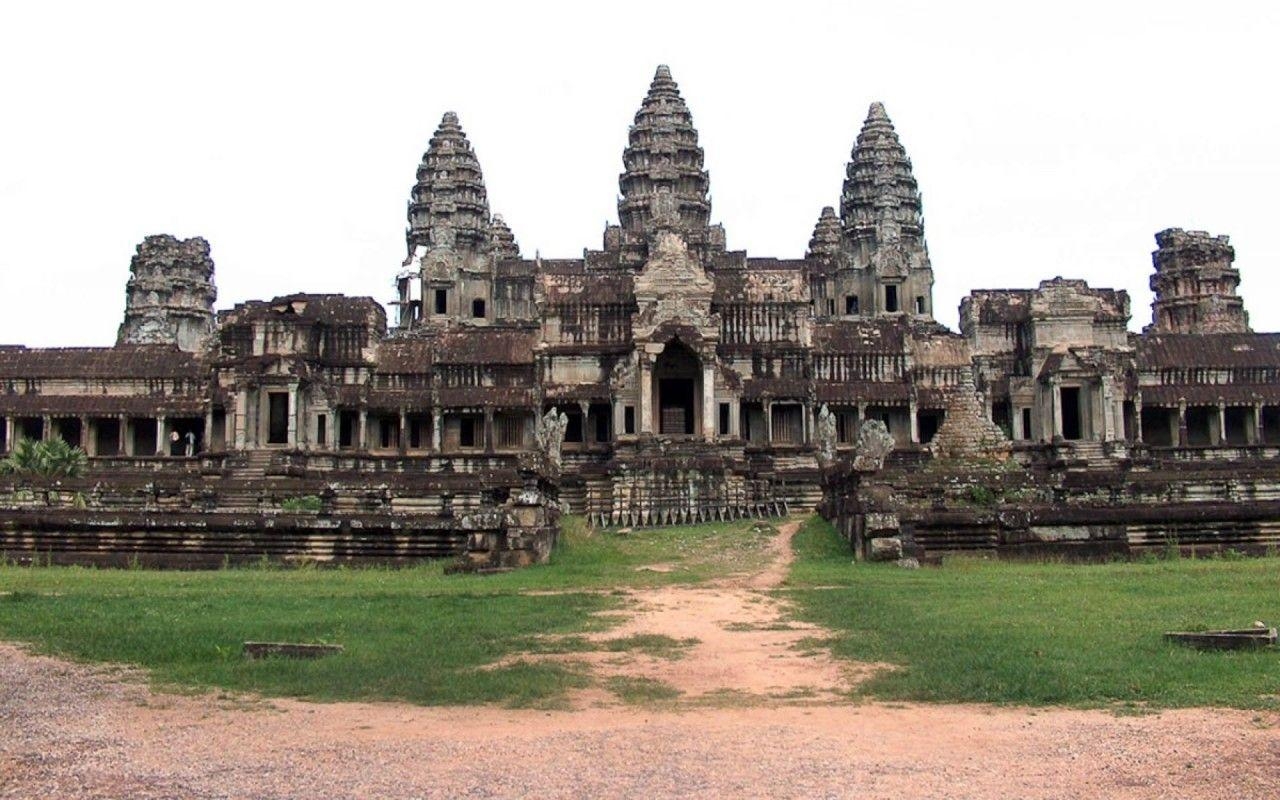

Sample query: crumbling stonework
[1148,228,1249,335]
[117,235,216,352]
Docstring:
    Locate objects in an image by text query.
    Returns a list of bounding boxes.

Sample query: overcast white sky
[1,1,1277,347]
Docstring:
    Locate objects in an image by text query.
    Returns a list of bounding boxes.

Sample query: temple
[3,66,1279,564]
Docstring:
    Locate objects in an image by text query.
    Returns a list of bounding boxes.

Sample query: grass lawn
[784,516,1280,710]
[0,516,773,707]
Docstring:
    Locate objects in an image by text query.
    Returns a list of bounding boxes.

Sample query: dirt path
[3,525,1278,798]
[546,519,873,705]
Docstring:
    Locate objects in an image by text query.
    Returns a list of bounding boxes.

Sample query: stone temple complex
[3,66,1279,565]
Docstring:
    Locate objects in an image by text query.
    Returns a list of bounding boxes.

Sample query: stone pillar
[204,408,215,453]
[432,407,443,452]
[612,397,624,440]
[701,361,716,442]
[155,415,167,456]
[1177,402,1188,447]
[118,414,129,456]
[234,390,249,450]
[730,399,741,439]
[908,399,919,444]
[803,401,813,445]
[3,416,14,452]
[357,408,368,451]
[1216,402,1227,447]
[483,407,495,454]
[764,398,774,444]
[639,352,654,434]
[1050,380,1062,439]
[1098,379,1112,442]
[398,408,408,455]
[1255,401,1265,446]
[79,415,93,456]
[1134,394,1144,443]
[287,388,299,448]
[41,414,52,441]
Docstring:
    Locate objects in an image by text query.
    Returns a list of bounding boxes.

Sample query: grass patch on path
[0,515,771,707]
[784,516,1280,710]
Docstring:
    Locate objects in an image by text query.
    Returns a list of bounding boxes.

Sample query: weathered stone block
[868,536,903,561]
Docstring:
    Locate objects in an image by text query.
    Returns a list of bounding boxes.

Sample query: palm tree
[1,437,88,479]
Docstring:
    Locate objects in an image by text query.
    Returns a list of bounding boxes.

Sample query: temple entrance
[267,393,289,445]
[1061,387,1082,440]
[654,340,700,436]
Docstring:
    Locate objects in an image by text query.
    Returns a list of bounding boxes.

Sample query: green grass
[605,675,682,704]
[784,516,1280,710]
[0,516,767,707]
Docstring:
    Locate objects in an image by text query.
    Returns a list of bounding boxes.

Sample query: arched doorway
[653,340,700,436]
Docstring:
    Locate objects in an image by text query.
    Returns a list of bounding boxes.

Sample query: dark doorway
[338,411,355,448]
[917,410,944,444]
[267,393,289,445]
[655,340,700,436]
[884,285,899,313]
[19,417,43,442]
[1060,387,1082,440]
[53,418,82,448]
[1186,406,1213,446]
[1224,407,1250,445]
[1141,407,1175,447]
[1021,408,1033,440]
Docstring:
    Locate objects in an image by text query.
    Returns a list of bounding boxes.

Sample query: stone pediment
[633,232,718,344]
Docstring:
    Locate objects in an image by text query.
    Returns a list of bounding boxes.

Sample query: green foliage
[964,485,997,506]
[785,517,1280,710]
[0,437,88,480]
[280,495,323,513]
[605,675,682,704]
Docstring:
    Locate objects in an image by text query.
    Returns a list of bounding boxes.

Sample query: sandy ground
[2,522,1278,799]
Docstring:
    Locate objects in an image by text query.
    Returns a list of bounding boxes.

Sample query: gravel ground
[3,523,1278,799]
[2,643,1278,800]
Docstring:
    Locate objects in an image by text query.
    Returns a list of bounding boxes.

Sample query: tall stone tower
[838,102,934,319]
[396,111,519,329]
[1147,228,1250,334]
[117,234,216,352]
[605,65,726,265]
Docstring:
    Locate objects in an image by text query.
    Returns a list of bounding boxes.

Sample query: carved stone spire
[617,65,711,235]
[840,102,925,249]
[807,206,843,260]
[117,234,217,352]
[406,111,491,256]
[1147,228,1250,334]
[489,214,520,260]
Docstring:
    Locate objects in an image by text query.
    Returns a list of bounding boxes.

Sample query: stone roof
[406,111,491,254]
[840,102,924,248]
[433,329,537,365]
[219,294,386,329]
[1136,333,1280,369]
[812,320,907,353]
[0,345,202,379]
[0,393,206,415]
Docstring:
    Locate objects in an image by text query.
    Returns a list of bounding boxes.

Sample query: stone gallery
[2,66,1278,564]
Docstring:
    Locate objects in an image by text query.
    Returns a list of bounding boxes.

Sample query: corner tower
[117,234,217,352]
[1146,228,1250,334]
[396,112,520,330]
[828,102,934,319]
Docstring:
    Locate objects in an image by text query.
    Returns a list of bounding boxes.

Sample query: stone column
[1098,379,1112,442]
[118,414,129,456]
[234,390,249,450]
[41,414,52,441]
[803,401,813,445]
[702,361,716,442]
[287,387,299,447]
[1050,380,1062,439]
[1177,402,1188,447]
[483,407,495,454]
[730,399,741,439]
[639,352,654,435]
[357,408,368,451]
[3,416,14,452]
[908,399,919,444]
[1255,401,1265,446]
[612,397,624,440]
[155,415,167,456]
[79,415,93,456]
[1216,401,1227,447]
[398,408,408,455]
[764,398,774,444]
[432,407,443,452]
[1134,394,1144,443]
[204,408,215,453]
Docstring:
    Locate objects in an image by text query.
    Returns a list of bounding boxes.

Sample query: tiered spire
[489,214,520,260]
[839,102,925,248]
[617,65,711,234]
[1147,228,1250,334]
[806,206,843,260]
[406,112,491,255]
